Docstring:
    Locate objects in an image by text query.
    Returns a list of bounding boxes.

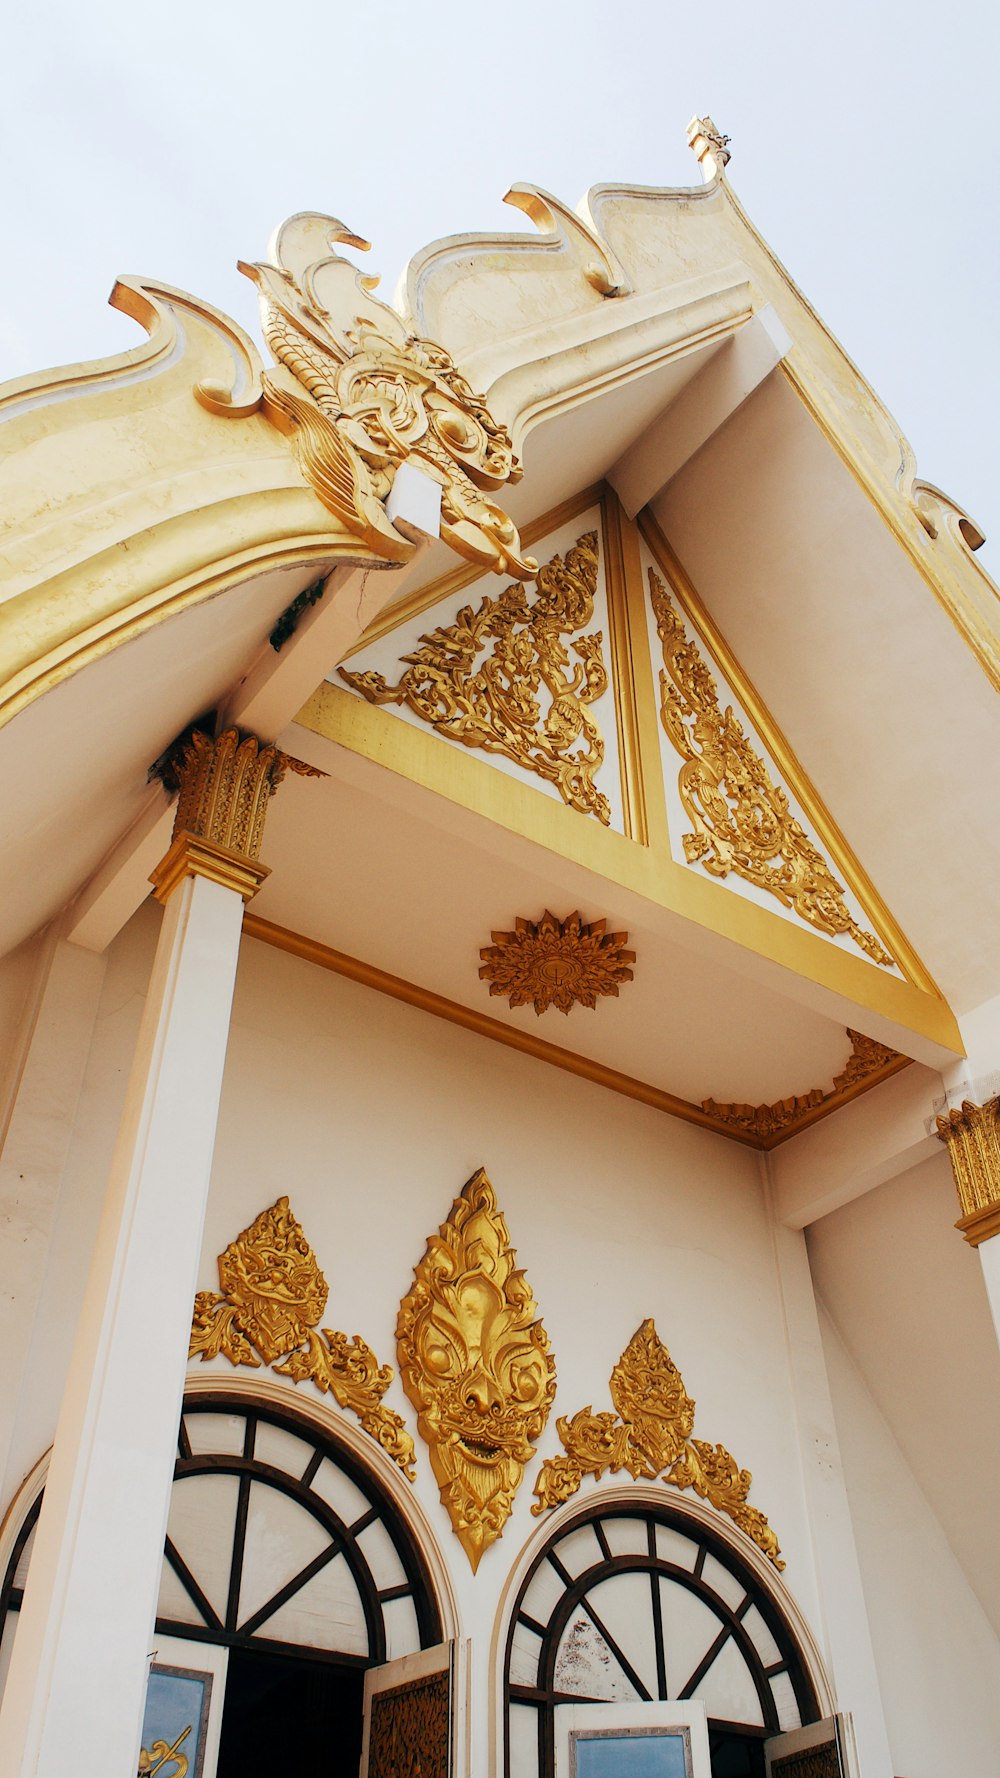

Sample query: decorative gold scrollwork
[341,531,612,823]
[397,1168,556,1570]
[189,1197,415,1478]
[533,1318,783,1570]
[703,1027,903,1141]
[648,567,894,968]
[241,213,533,577]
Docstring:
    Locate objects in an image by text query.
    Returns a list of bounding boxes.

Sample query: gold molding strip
[340,483,606,660]
[639,510,938,996]
[703,1030,909,1142]
[242,915,910,1149]
[601,487,649,844]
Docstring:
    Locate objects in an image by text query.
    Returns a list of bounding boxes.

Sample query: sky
[3,0,997,570]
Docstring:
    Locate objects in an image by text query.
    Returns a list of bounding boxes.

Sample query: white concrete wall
[818,1306,1000,1778]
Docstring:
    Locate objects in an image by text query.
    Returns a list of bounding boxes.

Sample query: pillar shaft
[0,728,288,1778]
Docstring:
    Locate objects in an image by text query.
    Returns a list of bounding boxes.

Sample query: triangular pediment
[299,483,958,1065]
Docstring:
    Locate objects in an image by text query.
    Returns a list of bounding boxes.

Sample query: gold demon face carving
[609,1319,695,1474]
[216,1196,328,1364]
[397,1169,556,1570]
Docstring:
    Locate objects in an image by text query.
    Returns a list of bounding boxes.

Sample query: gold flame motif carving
[341,531,611,823]
[397,1168,556,1570]
[533,1318,783,1570]
[479,910,635,1015]
[190,1197,415,1478]
[702,1028,904,1142]
[648,567,894,968]
[241,214,533,578]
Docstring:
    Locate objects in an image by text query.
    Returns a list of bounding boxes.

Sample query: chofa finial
[687,115,732,181]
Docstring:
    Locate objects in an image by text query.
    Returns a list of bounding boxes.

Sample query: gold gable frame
[299,482,960,1060]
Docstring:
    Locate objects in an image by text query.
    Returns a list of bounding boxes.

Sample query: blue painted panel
[574,1730,689,1778]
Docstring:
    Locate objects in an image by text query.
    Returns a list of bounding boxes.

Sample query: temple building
[1,118,999,1778]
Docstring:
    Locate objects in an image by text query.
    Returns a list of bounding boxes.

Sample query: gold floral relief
[533,1318,783,1570]
[397,1168,556,1571]
[648,567,894,969]
[340,531,612,824]
[190,1197,415,1478]
[479,910,635,1015]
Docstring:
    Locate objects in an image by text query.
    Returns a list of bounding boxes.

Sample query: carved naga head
[397,1168,556,1570]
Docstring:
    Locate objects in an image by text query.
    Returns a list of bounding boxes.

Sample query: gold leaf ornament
[648,568,894,969]
[189,1197,415,1478]
[397,1168,556,1570]
[533,1318,783,1570]
[479,910,635,1015]
[341,531,612,824]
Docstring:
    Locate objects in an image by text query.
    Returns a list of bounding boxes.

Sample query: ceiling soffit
[298,486,959,1068]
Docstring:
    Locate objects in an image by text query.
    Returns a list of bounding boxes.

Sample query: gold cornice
[150,833,271,904]
[936,1097,1000,1244]
[339,483,605,660]
[242,915,917,1150]
[638,509,939,997]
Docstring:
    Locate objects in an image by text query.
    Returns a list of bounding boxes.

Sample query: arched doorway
[503,1497,824,1778]
[0,1391,446,1775]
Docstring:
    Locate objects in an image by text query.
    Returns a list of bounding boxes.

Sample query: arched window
[504,1500,822,1778]
[1,1393,444,1773]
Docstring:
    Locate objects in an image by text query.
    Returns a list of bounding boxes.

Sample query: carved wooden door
[360,1641,456,1778]
[764,1716,852,1777]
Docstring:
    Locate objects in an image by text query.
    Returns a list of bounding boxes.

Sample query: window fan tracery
[504,1502,820,1778]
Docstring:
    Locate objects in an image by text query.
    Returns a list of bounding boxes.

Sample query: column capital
[936,1096,1000,1245]
[150,726,320,904]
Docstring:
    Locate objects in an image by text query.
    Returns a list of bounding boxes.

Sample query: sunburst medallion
[479,910,635,1015]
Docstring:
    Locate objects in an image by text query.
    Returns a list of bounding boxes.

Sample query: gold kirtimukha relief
[936,1096,1000,1246]
[340,532,612,823]
[533,1319,783,1570]
[190,1197,415,1478]
[648,568,894,969]
[703,1028,904,1142]
[479,910,635,1015]
[241,213,533,579]
[397,1168,556,1571]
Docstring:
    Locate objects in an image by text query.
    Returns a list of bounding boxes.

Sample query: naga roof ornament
[240,214,535,579]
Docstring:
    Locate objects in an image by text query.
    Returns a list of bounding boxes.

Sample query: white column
[0,936,107,1494]
[975,1235,1000,1348]
[765,1186,894,1778]
[0,867,245,1778]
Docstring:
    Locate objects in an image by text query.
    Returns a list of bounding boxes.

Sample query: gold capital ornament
[533,1318,783,1570]
[150,726,321,903]
[241,213,533,578]
[397,1168,556,1570]
[190,1196,415,1477]
[936,1096,1000,1245]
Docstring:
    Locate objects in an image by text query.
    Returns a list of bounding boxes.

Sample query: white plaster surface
[818,1307,1000,1778]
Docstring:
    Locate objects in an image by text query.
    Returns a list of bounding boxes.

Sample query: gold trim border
[241,913,911,1150]
[955,1202,1000,1247]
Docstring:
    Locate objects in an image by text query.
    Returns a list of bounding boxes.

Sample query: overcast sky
[3,0,996,569]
